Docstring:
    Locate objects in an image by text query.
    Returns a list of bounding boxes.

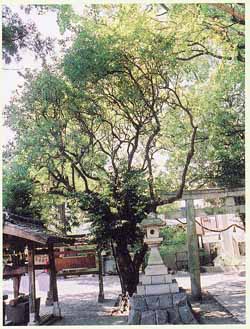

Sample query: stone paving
[3,271,246,325]
[175,271,246,323]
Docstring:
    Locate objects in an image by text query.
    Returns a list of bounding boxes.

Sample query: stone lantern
[138,212,177,294]
[142,212,164,241]
[128,212,197,325]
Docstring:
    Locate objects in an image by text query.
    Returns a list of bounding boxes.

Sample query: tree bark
[210,4,245,24]
[115,242,148,296]
[97,250,104,303]
[111,240,126,295]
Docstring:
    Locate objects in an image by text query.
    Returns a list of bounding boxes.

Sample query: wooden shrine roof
[3,212,75,246]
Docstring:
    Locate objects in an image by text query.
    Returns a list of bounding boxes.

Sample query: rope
[195,221,245,233]
[171,217,245,232]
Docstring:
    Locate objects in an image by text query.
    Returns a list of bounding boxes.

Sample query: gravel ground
[50,275,127,325]
[3,271,245,325]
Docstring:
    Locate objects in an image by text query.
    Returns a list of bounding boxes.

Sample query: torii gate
[158,187,245,300]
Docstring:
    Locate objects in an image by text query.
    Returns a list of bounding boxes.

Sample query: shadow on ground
[199,292,242,324]
[51,295,127,326]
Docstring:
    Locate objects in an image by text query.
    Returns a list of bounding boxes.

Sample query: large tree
[4,4,244,295]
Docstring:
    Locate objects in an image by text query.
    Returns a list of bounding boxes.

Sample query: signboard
[35,254,48,265]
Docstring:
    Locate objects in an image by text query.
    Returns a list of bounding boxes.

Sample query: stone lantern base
[128,292,197,325]
[128,270,197,324]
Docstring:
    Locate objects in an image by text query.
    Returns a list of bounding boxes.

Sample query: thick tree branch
[48,168,74,193]
[210,4,245,25]
[148,87,198,208]
[142,121,161,201]
[128,127,140,170]
[176,49,235,62]
[153,124,197,207]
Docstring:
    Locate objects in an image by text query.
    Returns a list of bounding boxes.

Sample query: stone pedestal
[128,257,197,324]
[128,292,197,325]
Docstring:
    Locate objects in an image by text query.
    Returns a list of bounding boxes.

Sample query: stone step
[137,280,179,295]
[140,274,173,285]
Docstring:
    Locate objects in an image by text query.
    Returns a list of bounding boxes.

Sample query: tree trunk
[115,242,148,296]
[111,240,126,295]
[97,250,104,303]
[58,203,67,235]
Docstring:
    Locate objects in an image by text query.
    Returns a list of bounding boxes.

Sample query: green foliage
[75,166,148,249]
[54,4,76,34]
[2,5,54,64]
[5,4,244,207]
[160,225,187,252]
[162,226,187,245]
[3,161,41,217]
[5,2,244,223]
[188,60,244,188]
[2,5,29,63]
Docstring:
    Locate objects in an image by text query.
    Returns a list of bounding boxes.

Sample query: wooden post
[28,245,38,325]
[186,199,202,300]
[3,295,8,325]
[45,270,54,306]
[13,276,21,298]
[48,243,61,317]
[97,251,104,303]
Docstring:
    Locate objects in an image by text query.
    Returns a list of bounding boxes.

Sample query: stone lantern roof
[141,212,165,228]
